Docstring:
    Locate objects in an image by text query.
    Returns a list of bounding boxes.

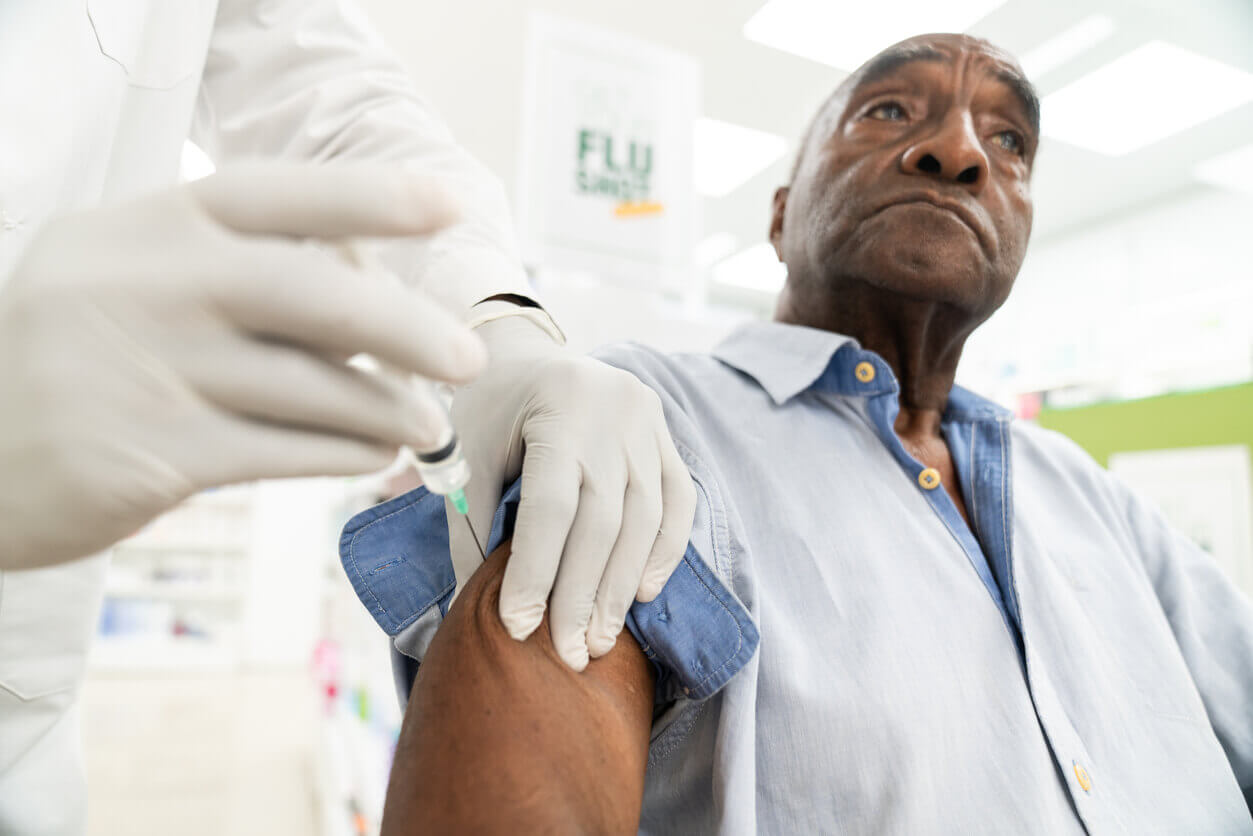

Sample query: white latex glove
[0,163,487,570]
[449,316,697,671]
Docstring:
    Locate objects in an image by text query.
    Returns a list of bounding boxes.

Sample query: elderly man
[339,33,1253,834]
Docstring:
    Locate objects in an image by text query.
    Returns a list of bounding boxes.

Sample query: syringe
[403,382,486,560]
[403,383,470,516]
[333,240,484,556]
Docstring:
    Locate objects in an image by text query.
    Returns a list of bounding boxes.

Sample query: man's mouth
[871,192,989,251]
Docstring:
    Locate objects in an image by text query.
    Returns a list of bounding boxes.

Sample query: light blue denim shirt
[341,321,1253,835]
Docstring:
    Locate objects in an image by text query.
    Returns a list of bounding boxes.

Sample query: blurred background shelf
[103,583,245,603]
[90,636,240,673]
[92,486,254,674]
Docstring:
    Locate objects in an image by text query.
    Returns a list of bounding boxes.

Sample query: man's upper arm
[1117,479,1253,805]
[337,347,761,828]
[381,538,655,835]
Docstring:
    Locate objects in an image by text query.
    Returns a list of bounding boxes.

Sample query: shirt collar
[712,320,1012,421]
[712,321,858,406]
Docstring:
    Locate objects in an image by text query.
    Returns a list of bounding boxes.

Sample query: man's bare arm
[381,539,656,835]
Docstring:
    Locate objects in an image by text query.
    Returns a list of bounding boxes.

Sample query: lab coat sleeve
[1115,478,1253,808]
[189,0,532,316]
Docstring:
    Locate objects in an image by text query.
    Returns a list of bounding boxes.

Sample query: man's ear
[769,186,789,260]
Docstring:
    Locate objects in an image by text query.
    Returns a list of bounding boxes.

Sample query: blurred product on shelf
[92,486,254,672]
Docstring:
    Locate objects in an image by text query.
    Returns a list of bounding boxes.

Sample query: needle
[464,513,486,561]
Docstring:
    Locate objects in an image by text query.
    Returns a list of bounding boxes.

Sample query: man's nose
[900,113,988,194]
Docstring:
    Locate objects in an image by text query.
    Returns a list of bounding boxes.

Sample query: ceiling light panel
[1042,41,1253,156]
[180,140,215,182]
[1018,14,1116,81]
[1195,143,1253,194]
[694,117,790,197]
[742,0,1009,73]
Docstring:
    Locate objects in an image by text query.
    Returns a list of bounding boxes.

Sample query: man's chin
[837,251,992,313]
[838,233,992,309]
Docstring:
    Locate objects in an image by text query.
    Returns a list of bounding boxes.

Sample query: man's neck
[775,281,976,436]
[775,275,986,524]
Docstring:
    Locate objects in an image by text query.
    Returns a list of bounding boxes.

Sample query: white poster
[1109,445,1253,599]
[516,12,700,293]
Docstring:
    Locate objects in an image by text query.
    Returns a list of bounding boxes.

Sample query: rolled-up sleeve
[340,479,758,706]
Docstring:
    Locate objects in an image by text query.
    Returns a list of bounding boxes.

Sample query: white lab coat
[0,1,530,832]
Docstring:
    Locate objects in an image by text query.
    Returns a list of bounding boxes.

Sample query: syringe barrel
[411,436,470,496]
[333,240,474,498]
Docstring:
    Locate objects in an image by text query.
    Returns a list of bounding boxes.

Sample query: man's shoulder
[1011,420,1106,482]
[1010,419,1134,517]
[592,341,742,402]
[593,341,724,376]
[1011,419,1096,465]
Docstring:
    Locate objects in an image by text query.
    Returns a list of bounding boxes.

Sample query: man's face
[771,35,1038,318]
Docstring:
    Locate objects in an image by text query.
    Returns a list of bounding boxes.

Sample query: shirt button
[854,361,876,383]
[918,468,941,490]
[1072,761,1092,793]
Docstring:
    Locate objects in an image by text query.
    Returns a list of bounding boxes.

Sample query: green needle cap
[449,488,469,516]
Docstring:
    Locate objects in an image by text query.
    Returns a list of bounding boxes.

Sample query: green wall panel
[1036,383,1253,467]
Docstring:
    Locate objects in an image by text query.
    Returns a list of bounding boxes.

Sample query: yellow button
[854,361,876,383]
[1073,761,1092,793]
[918,468,941,490]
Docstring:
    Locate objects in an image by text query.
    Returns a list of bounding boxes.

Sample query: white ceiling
[358,0,1253,254]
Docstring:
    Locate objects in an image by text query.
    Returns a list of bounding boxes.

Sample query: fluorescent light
[742,0,1009,72]
[710,243,787,293]
[694,232,740,269]
[694,118,789,197]
[1042,41,1253,156]
[180,140,215,182]
[1195,143,1253,194]
[1018,14,1115,80]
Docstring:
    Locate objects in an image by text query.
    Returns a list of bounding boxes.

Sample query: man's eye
[994,130,1024,155]
[867,102,906,121]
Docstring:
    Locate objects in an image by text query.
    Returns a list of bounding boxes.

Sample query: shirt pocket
[87,0,215,90]
[0,557,108,701]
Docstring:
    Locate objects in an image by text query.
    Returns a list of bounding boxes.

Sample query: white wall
[242,479,344,666]
[962,184,1253,403]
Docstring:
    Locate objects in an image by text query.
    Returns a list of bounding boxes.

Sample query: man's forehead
[854,41,952,89]
[844,35,1039,131]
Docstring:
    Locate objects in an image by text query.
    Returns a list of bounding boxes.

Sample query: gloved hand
[448,316,697,671]
[0,163,487,570]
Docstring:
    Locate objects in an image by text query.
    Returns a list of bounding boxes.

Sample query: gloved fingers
[188,341,450,451]
[547,471,628,671]
[447,375,528,603]
[637,431,697,602]
[184,414,397,488]
[190,163,462,240]
[500,445,581,643]
[212,239,486,384]
[586,465,664,659]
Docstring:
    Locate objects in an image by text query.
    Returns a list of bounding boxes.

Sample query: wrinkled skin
[774,33,1037,334]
